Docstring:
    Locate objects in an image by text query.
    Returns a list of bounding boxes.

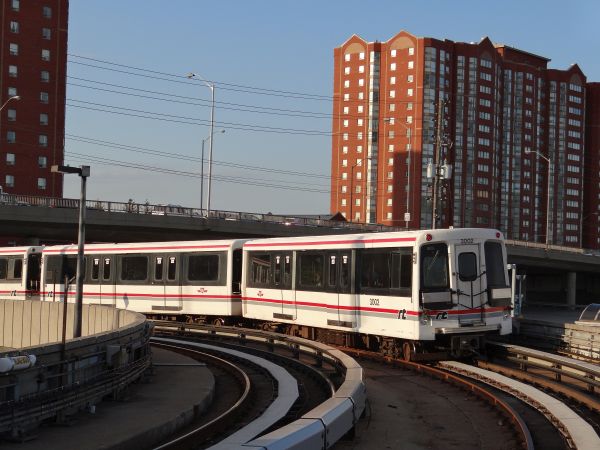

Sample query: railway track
[150,323,347,449]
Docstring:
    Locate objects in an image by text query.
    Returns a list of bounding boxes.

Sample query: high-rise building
[331,31,591,248]
[0,0,68,198]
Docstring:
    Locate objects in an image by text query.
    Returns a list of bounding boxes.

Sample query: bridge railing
[0,193,396,232]
[505,239,586,254]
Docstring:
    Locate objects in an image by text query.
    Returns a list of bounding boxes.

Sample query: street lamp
[51,164,90,338]
[0,95,20,111]
[187,72,216,215]
[200,129,225,212]
[525,149,552,247]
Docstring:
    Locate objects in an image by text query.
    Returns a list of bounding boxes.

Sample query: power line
[65,151,331,193]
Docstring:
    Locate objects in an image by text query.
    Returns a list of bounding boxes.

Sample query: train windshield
[484,241,507,288]
[420,243,449,291]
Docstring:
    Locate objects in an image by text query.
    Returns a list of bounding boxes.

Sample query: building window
[387,171,393,179]
[9,43,18,56]
[344,53,350,62]
[42,28,52,40]
[38,156,47,168]
[359,65,364,73]
[41,71,50,82]
[344,80,350,88]
[358,92,364,100]
[407,88,413,96]
[40,113,48,125]
[389,90,396,98]
[342,146,348,154]
[357,105,363,113]
[7,131,16,144]
[38,178,46,190]
[11,0,19,11]
[6,153,15,166]
[42,6,52,18]
[355,198,360,206]
[408,61,414,69]
[357,118,363,126]
[5,175,14,188]
[358,78,364,87]
[391,49,397,57]
[10,21,19,33]
[357,132,363,140]
[388,144,394,152]
[7,109,16,121]
[39,134,48,147]
[8,65,17,77]
[386,212,393,220]
[40,92,49,103]
[387,185,393,193]
[41,49,50,61]
[408,47,415,56]
[344,67,350,75]
[356,172,362,180]
[341,199,347,206]
[343,93,349,101]
[357,145,363,153]
[359,52,365,60]
[390,63,396,71]
[390,76,396,85]
[389,103,395,112]
[407,75,414,83]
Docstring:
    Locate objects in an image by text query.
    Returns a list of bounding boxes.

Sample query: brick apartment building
[331,31,599,248]
[0,0,68,198]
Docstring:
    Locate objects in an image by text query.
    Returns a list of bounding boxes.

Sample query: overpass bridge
[1,194,598,306]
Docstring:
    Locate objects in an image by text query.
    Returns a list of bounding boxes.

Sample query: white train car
[40,240,247,321]
[242,228,513,359]
[0,246,43,300]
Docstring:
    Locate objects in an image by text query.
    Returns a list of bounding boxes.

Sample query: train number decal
[369,298,380,306]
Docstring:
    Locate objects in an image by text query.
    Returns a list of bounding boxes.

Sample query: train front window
[12,258,22,279]
[420,243,449,290]
[485,241,507,288]
[458,253,478,281]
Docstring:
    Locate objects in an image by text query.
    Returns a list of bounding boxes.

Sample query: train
[0,228,514,360]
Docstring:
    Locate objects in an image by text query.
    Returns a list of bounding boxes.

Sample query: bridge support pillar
[567,272,577,310]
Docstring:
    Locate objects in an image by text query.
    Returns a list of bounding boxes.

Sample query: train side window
[102,258,112,281]
[340,254,350,291]
[167,256,177,281]
[121,255,148,281]
[359,248,412,295]
[92,258,100,280]
[12,258,22,279]
[248,253,271,287]
[188,254,219,281]
[154,257,164,281]
[274,255,281,286]
[484,241,507,287]
[328,255,337,288]
[297,252,324,291]
[0,258,7,280]
[283,255,292,288]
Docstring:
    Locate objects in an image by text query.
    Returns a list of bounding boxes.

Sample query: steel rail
[340,347,534,450]
[151,341,252,450]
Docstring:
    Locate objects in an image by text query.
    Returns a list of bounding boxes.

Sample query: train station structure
[330,31,600,249]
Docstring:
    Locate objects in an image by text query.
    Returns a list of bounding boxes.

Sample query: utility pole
[431,97,444,229]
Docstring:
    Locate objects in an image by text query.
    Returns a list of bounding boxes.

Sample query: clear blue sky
[64,0,599,214]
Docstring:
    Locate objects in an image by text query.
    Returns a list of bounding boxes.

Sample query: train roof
[243,228,503,250]
[42,239,249,255]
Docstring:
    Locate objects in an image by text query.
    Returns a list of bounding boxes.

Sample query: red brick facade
[0,0,68,197]
[332,31,593,248]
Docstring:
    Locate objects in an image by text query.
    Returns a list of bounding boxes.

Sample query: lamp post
[51,164,90,338]
[525,149,552,247]
[0,95,20,112]
[200,129,225,213]
[187,72,215,215]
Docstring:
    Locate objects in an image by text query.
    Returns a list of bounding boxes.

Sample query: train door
[153,255,181,311]
[275,253,294,319]
[26,253,41,296]
[326,251,355,328]
[455,243,484,324]
[99,256,116,305]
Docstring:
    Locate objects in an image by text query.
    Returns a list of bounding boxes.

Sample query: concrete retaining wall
[0,299,142,350]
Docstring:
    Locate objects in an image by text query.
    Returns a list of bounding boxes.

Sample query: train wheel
[212,318,225,327]
[402,341,416,362]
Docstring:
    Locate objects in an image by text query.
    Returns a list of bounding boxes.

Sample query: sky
[64,0,600,215]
